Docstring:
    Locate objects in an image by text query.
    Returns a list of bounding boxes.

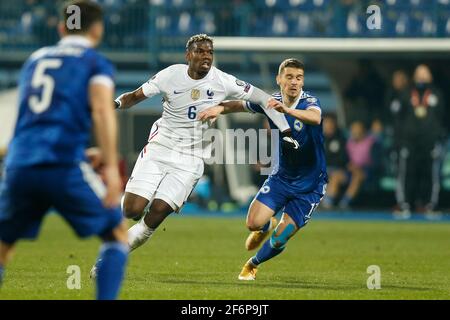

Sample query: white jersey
[140,64,254,158]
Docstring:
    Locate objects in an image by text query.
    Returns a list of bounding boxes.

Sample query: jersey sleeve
[89,53,115,89]
[243,101,264,114]
[220,71,254,100]
[141,66,172,97]
[305,96,322,114]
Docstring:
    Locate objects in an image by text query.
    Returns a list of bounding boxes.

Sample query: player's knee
[246,217,262,231]
[122,201,144,219]
[150,200,173,216]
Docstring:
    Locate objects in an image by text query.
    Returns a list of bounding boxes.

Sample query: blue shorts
[255,175,327,228]
[0,163,123,244]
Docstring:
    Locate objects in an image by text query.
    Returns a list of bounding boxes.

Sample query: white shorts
[125,142,204,211]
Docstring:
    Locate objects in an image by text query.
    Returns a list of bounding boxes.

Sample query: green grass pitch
[1,214,449,300]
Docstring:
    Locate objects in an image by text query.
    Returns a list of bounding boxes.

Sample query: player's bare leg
[90,192,150,279]
[239,213,298,280]
[339,166,365,209]
[322,169,346,209]
[245,200,277,251]
[128,199,173,251]
[122,192,150,221]
[0,241,15,287]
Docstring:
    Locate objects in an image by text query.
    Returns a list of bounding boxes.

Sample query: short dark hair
[61,0,103,35]
[278,58,304,75]
[186,34,213,51]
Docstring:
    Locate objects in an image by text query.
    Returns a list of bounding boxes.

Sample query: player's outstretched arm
[90,83,121,208]
[114,87,147,109]
[268,98,321,125]
[197,101,246,123]
[247,87,291,132]
[198,100,246,118]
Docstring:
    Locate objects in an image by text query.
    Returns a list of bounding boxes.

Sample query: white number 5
[29,59,62,114]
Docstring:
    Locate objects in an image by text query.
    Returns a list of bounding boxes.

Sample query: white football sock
[128,219,155,252]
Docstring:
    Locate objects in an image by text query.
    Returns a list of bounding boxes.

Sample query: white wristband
[114,96,123,109]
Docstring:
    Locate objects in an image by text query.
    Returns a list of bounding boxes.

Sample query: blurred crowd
[322,63,446,216]
[1,0,449,50]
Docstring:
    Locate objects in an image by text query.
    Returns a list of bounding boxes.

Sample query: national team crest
[294,119,303,132]
[260,185,270,194]
[191,89,200,100]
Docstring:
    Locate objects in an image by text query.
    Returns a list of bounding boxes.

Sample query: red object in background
[117,158,128,191]
[85,147,129,192]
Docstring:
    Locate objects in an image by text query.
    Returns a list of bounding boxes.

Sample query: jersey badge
[260,185,270,194]
[294,119,304,132]
[191,89,200,100]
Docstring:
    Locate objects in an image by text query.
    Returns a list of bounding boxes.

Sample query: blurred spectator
[321,113,349,209]
[323,120,380,210]
[384,70,410,144]
[395,64,446,217]
[344,61,385,127]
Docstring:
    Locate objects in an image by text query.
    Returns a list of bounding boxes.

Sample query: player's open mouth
[202,60,211,67]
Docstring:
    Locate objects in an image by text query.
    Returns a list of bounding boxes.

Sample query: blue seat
[165,0,194,9]
[289,11,314,36]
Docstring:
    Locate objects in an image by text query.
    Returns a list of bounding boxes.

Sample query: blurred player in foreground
[90,34,300,277]
[198,58,327,280]
[0,0,128,299]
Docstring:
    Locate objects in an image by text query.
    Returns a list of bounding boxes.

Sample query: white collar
[282,89,303,109]
[58,35,93,47]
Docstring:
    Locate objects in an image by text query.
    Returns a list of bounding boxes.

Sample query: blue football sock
[0,265,4,287]
[96,242,128,300]
[251,239,284,266]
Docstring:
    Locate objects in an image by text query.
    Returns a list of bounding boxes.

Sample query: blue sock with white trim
[251,239,284,266]
[96,242,128,300]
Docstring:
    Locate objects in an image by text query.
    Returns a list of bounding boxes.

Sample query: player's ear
[276,74,281,86]
[185,50,191,62]
[58,22,67,38]
[89,22,104,46]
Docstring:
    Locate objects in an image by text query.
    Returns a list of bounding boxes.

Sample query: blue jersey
[5,36,114,168]
[246,91,328,193]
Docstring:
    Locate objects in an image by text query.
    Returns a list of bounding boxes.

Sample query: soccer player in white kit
[90,34,298,276]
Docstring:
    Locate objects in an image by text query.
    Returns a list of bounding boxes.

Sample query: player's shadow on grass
[159,279,433,292]
[160,279,361,291]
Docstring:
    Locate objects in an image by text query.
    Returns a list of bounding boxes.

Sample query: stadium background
[1,0,450,215]
[1,0,450,301]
